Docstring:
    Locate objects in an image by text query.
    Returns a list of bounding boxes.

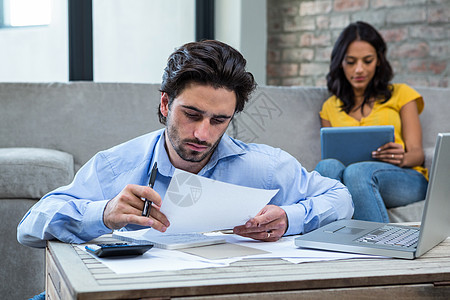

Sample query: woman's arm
[399,99,425,167]
[321,118,331,127]
[374,99,425,167]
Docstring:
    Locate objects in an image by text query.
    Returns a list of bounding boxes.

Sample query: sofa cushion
[230,86,329,171]
[0,148,74,199]
[387,200,425,223]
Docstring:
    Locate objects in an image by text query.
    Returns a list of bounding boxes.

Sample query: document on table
[147,168,278,234]
[80,233,385,274]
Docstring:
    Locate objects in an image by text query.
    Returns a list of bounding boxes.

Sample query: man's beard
[166,119,223,163]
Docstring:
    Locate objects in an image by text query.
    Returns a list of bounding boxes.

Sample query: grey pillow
[0,148,74,199]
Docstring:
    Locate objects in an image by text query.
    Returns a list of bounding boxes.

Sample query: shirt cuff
[280,203,307,236]
[83,200,112,238]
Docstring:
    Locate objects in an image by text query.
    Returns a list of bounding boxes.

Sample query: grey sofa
[1,82,449,299]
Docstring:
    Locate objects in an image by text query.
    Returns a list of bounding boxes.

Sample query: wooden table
[46,235,450,299]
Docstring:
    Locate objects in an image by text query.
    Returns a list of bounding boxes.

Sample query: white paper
[79,233,385,274]
[78,233,386,274]
[214,234,384,261]
[79,245,238,274]
[157,168,279,234]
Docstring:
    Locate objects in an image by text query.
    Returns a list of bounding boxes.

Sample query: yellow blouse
[320,83,428,179]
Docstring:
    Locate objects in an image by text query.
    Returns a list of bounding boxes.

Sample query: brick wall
[267,0,450,88]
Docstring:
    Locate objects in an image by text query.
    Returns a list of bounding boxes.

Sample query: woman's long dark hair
[327,21,393,113]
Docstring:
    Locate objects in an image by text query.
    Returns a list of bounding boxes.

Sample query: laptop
[296,133,450,259]
[321,125,395,166]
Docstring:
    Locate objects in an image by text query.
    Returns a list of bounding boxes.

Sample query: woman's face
[342,40,378,95]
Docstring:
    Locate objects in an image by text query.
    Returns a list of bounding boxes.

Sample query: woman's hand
[372,142,405,166]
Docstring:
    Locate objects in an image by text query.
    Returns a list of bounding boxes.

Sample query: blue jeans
[315,159,428,222]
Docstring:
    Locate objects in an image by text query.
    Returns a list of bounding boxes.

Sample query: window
[0,0,51,28]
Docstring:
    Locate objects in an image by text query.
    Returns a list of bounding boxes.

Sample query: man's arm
[283,170,354,235]
[17,152,169,248]
[234,150,353,241]
[17,153,117,248]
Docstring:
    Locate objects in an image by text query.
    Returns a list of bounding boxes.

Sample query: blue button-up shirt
[18,129,353,248]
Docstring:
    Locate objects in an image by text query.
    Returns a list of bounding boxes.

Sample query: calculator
[85,242,154,258]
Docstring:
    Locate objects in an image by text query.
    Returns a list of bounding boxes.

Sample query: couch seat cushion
[0,148,74,199]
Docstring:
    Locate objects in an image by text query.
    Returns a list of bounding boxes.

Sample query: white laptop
[296,133,450,259]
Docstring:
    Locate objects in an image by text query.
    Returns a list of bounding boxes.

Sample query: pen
[142,162,157,217]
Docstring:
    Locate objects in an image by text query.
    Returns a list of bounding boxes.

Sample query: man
[18,40,353,248]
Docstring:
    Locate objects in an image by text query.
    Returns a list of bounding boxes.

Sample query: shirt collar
[152,129,245,177]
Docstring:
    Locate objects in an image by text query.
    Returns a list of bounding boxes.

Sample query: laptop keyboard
[355,225,419,248]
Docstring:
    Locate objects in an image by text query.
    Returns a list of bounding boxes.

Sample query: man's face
[160,82,236,173]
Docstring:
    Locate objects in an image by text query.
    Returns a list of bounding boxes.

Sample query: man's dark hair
[327,21,394,113]
[158,40,257,125]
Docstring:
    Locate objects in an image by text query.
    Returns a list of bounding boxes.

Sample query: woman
[315,21,428,222]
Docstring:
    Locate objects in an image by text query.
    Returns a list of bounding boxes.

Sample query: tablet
[320,125,395,166]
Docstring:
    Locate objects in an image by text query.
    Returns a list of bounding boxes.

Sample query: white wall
[0,0,68,82]
[215,0,267,85]
[93,0,196,83]
[0,0,267,84]
[94,0,266,84]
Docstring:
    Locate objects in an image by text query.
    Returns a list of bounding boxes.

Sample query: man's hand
[103,184,170,232]
[233,205,288,241]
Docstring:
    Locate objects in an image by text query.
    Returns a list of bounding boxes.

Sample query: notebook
[295,133,450,259]
[321,125,395,166]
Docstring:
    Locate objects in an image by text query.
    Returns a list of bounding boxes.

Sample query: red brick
[407,59,447,74]
[268,19,283,33]
[316,16,330,29]
[268,33,298,48]
[315,47,333,62]
[409,25,447,40]
[300,0,332,16]
[300,63,329,76]
[279,3,299,17]
[333,0,369,12]
[387,8,426,24]
[267,63,299,77]
[282,49,314,62]
[389,42,429,59]
[429,61,447,75]
[299,32,331,47]
[267,78,282,86]
[398,75,429,87]
[380,28,408,43]
[285,17,315,32]
[315,77,328,87]
[428,76,448,88]
[282,77,309,86]
[330,15,350,29]
[267,50,281,63]
[371,0,424,8]
[390,60,403,73]
[407,60,427,73]
[267,1,299,18]
[429,41,450,57]
[428,6,450,23]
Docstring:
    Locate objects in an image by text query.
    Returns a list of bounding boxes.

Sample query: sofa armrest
[0,148,74,199]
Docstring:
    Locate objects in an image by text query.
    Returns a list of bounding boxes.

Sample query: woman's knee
[315,159,345,180]
[315,158,344,172]
[343,162,377,183]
